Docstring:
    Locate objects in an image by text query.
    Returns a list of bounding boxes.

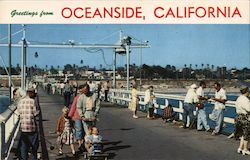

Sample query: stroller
[84,142,108,160]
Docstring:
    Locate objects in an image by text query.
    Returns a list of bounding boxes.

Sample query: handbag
[196,103,204,109]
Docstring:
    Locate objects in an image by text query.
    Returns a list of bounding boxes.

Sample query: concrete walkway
[38,88,249,160]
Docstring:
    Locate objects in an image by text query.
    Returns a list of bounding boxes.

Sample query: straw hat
[190,84,198,89]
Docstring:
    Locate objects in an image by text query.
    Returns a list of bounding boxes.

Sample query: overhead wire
[0,29,23,42]
[0,55,15,87]
[83,48,113,67]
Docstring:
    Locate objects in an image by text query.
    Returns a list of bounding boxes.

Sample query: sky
[0,24,249,69]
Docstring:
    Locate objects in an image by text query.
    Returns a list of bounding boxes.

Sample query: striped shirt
[17,96,39,132]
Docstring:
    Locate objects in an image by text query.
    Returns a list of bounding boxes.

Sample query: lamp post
[21,25,27,90]
[8,24,12,102]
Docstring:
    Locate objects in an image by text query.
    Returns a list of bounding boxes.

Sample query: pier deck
[38,88,248,160]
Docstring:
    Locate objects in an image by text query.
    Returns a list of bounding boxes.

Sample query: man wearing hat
[235,87,250,155]
[16,88,39,160]
[181,84,199,128]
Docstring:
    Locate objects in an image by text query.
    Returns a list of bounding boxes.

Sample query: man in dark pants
[17,88,39,160]
[63,80,72,107]
[181,84,198,129]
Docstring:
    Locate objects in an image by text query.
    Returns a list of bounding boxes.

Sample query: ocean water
[0,96,9,114]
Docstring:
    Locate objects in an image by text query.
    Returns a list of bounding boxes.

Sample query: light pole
[21,25,27,90]
[124,36,131,90]
[8,24,12,101]
[112,51,116,88]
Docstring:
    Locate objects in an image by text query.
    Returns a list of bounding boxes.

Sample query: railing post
[0,122,6,159]
[179,101,183,121]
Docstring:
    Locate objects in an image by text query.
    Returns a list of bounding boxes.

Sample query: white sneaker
[242,150,250,155]
[237,148,242,154]
[133,115,138,119]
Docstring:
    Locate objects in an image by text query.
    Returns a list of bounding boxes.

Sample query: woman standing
[129,85,139,119]
[235,87,250,155]
[68,89,84,150]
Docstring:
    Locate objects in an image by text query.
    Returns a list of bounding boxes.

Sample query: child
[87,127,103,155]
[56,107,76,156]
[84,126,93,154]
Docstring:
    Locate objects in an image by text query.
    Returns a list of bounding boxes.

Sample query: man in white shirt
[196,81,211,131]
[182,84,198,128]
[209,82,227,135]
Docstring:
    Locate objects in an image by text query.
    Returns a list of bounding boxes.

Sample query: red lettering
[61,7,72,18]
[126,7,134,18]
[232,7,242,17]
[196,7,206,18]
[135,7,142,18]
[93,8,102,18]
[85,7,92,18]
[154,7,164,18]
[208,7,215,18]
[74,7,83,18]
[166,8,175,18]
[188,7,195,18]
[114,7,121,18]
[176,7,183,18]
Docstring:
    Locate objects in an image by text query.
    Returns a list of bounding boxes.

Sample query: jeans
[209,109,224,133]
[104,90,109,102]
[74,119,83,140]
[64,92,71,107]
[197,109,210,131]
[183,103,195,127]
[20,132,38,160]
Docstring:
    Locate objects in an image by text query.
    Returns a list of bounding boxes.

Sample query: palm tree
[211,65,214,71]
[80,59,83,65]
[195,64,198,69]
[201,63,204,69]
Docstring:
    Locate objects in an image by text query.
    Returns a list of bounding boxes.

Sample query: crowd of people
[13,80,111,159]
[14,79,249,159]
[128,81,250,156]
[55,82,105,157]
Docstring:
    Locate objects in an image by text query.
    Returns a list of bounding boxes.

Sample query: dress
[58,118,75,145]
[129,88,139,111]
[235,95,250,140]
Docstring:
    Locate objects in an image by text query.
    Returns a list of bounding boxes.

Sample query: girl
[84,126,93,154]
[56,107,76,156]
[87,127,103,155]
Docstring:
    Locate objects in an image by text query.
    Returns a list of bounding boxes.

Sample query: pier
[1,86,247,160]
